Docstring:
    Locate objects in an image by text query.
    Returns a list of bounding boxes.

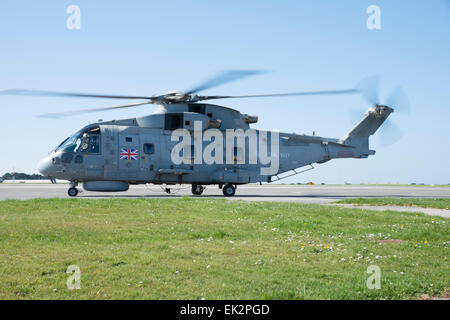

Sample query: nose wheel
[191,184,204,195]
[222,183,236,197]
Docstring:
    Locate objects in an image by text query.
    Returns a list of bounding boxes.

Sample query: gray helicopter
[1,71,408,197]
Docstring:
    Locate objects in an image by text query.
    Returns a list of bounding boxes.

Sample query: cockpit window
[57,126,101,154]
[51,137,69,153]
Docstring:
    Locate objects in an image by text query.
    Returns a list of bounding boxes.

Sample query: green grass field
[0,198,448,299]
[335,198,450,210]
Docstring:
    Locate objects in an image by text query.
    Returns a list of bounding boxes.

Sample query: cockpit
[56,126,101,154]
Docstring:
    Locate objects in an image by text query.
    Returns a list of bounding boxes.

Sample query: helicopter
[1,71,408,197]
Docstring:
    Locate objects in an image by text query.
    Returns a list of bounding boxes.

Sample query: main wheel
[191,184,204,195]
[222,183,235,197]
[68,187,78,197]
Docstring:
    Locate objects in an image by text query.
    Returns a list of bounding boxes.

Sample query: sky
[0,0,449,184]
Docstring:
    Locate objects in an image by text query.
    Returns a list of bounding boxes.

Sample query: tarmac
[1,183,449,217]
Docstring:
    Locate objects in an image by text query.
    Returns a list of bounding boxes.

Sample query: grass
[335,198,450,210]
[0,198,448,300]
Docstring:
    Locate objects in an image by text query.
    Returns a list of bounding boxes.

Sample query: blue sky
[0,0,449,184]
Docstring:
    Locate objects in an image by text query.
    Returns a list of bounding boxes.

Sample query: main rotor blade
[198,89,359,101]
[38,101,152,119]
[356,76,380,105]
[186,70,265,94]
[0,89,154,101]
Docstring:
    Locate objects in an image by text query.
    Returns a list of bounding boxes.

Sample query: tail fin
[341,105,393,157]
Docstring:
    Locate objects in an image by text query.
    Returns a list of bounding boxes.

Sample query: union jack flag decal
[120,148,139,160]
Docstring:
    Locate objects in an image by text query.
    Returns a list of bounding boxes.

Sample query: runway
[1,183,449,203]
[2,183,449,217]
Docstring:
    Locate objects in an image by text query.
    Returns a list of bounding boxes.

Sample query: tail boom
[340,105,393,158]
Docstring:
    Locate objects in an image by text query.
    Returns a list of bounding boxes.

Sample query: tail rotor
[351,76,411,146]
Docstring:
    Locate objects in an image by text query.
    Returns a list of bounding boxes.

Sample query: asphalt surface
[1,183,449,202]
[1,183,449,217]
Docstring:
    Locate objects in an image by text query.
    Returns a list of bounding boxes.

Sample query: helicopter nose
[38,156,53,176]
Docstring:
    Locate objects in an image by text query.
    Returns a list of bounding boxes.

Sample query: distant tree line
[1,172,48,180]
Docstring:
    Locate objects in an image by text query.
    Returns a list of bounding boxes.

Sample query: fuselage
[38,102,380,191]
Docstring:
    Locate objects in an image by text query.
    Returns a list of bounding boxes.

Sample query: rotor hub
[374,104,394,117]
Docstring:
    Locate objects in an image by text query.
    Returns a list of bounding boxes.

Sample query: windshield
[57,126,101,154]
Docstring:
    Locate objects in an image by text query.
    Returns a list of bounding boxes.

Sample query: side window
[143,143,155,155]
[188,104,206,114]
[164,113,183,130]
[79,133,100,154]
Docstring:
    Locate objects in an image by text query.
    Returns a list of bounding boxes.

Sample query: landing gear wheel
[68,187,78,197]
[222,184,235,197]
[191,184,204,195]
